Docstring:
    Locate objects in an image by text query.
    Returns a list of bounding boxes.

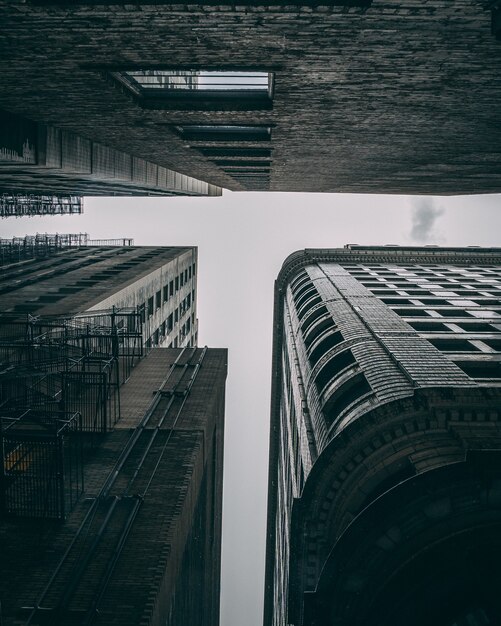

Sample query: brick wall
[0,1,500,193]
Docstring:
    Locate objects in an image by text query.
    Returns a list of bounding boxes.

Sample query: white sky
[2,191,501,626]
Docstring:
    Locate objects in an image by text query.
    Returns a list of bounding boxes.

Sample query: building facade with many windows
[0,242,198,348]
[0,243,227,626]
[264,245,501,626]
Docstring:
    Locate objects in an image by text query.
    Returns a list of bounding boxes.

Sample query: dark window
[392,308,431,318]
[315,349,356,394]
[309,330,344,368]
[297,295,322,320]
[200,146,272,158]
[429,339,480,352]
[155,290,161,309]
[380,298,414,305]
[169,280,174,297]
[301,305,328,335]
[408,322,451,332]
[217,159,271,169]
[291,271,309,291]
[147,296,154,317]
[176,125,272,143]
[294,286,316,310]
[482,339,501,352]
[454,361,501,379]
[437,309,473,318]
[175,308,179,323]
[163,285,168,302]
[175,276,179,291]
[323,373,372,427]
[304,317,336,350]
[293,280,314,301]
[457,323,497,333]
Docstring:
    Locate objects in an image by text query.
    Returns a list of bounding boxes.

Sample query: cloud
[409,198,445,242]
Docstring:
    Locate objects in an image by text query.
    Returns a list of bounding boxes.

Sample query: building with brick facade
[0,108,221,217]
[0,241,198,348]
[0,347,227,626]
[264,245,501,626]
[1,1,501,197]
[0,244,227,626]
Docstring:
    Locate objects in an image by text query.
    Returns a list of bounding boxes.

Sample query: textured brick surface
[265,247,501,626]
[0,1,501,193]
[0,348,228,626]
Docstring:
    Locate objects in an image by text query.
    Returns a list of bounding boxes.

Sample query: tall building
[0,109,221,211]
[1,1,500,196]
[0,241,198,348]
[0,244,227,626]
[264,245,501,626]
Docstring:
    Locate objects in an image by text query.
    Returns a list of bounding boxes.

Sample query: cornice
[277,246,501,292]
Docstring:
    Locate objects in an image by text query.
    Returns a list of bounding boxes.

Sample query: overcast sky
[2,191,501,626]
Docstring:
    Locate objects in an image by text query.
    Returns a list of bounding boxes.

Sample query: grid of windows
[343,263,501,381]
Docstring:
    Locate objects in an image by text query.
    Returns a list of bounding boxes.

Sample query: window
[429,339,480,352]
[408,322,451,332]
[200,146,272,158]
[315,349,356,394]
[163,285,168,302]
[323,373,372,427]
[297,295,322,320]
[169,280,174,297]
[301,305,329,335]
[392,308,432,318]
[155,290,161,309]
[147,296,154,317]
[457,323,497,333]
[304,318,336,350]
[309,330,344,368]
[176,125,272,143]
[294,285,317,310]
[112,70,274,110]
[454,361,501,379]
[175,276,179,291]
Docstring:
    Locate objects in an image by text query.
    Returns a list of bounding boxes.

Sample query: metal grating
[0,409,83,520]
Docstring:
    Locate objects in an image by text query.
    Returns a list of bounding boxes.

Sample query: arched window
[300,305,328,336]
[323,372,371,427]
[303,317,335,350]
[308,330,344,368]
[315,349,356,394]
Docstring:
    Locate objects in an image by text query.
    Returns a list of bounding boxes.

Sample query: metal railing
[0,233,89,266]
[0,409,83,520]
[0,195,83,218]
[0,308,144,433]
